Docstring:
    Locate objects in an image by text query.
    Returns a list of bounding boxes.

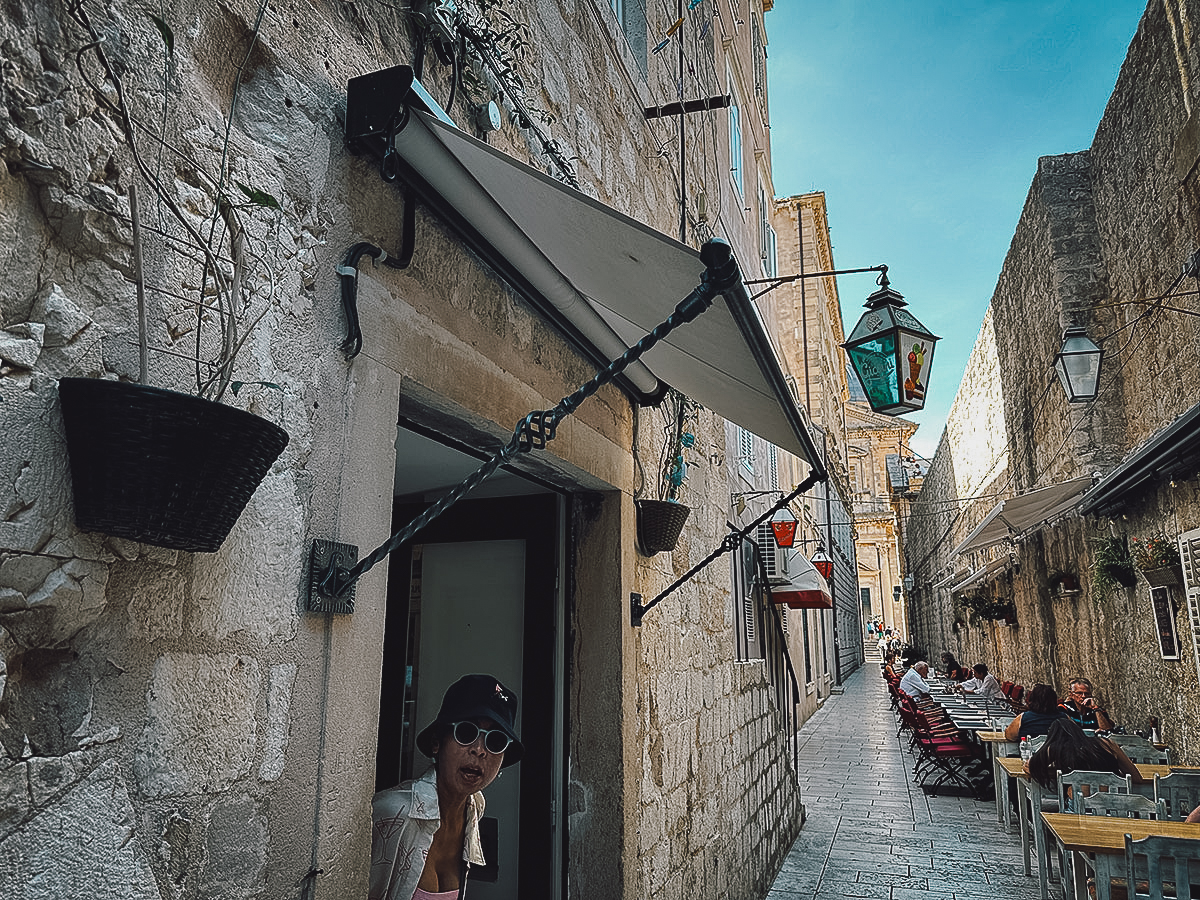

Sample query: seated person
[1027,719,1147,802]
[1004,684,1067,741]
[898,660,932,699]
[1058,676,1114,731]
[959,663,1004,701]
[882,652,900,682]
[939,652,971,681]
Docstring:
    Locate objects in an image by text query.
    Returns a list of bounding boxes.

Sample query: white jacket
[369,768,487,900]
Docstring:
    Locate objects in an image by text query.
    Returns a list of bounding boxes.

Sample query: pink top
[411,889,459,900]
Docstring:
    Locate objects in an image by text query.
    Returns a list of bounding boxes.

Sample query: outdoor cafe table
[1040,812,1200,900]
[1004,760,1189,899]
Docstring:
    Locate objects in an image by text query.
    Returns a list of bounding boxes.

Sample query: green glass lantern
[843,272,940,415]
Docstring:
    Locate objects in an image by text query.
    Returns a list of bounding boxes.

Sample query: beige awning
[951,476,1092,556]
[372,73,823,472]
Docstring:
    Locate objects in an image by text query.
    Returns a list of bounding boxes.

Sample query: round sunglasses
[451,720,512,755]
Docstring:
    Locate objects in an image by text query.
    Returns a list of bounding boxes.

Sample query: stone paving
[767,656,1048,900]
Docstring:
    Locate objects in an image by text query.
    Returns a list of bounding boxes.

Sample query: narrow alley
[767,656,1040,900]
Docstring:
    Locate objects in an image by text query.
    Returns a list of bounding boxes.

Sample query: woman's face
[433,718,505,797]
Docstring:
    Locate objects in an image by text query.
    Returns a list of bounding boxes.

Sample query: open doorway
[375,425,565,900]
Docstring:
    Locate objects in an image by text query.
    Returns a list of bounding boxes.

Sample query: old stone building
[845,396,916,635]
[0,0,841,898]
[903,0,1200,763]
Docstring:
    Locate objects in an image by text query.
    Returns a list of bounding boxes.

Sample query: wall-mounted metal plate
[306,539,359,614]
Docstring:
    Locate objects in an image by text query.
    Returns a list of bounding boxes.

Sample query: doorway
[375,426,563,900]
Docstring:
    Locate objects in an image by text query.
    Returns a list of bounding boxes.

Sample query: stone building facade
[903,0,1200,762]
[0,0,834,898]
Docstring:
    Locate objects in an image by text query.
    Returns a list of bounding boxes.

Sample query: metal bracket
[306,539,359,614]
[630,592,646,628]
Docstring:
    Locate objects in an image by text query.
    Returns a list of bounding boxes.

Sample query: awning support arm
[308,239,742,606]
[630,467,825,626]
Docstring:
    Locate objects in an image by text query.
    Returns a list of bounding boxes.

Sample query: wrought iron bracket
[307,539,359,614]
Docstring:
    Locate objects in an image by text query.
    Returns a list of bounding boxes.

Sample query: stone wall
[0,0,810,896]
[903,0,1200,763]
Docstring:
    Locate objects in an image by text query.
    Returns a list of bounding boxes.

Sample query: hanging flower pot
[1141,565,1181,588]
[58,378,289,553]
[635,498,690,557]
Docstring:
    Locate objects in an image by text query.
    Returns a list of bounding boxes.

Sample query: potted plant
[1131,532,1183,588]
[1091,533,1138,597]
[56,10,289,553]
[1048,571,1081,598]
[635,390,693,556]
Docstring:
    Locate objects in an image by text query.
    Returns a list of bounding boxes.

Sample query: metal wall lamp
[809,544,833,580]
[746,265,941,416]
[308,240,752,612]
[1053,326,1103,403]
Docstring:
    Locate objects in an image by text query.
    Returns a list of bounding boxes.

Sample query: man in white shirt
[960,663,1004,701]
[898,660,932,699]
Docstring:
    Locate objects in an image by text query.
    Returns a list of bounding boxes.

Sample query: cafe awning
[1078,400,1200,517]
[951,476,1092,556]
[348,66,824,472]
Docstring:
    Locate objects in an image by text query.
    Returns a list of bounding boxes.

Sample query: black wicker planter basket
[58,377,289,552]
[636,499,690,557]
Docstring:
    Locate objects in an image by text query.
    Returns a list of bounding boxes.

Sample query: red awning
[770,552,833,609]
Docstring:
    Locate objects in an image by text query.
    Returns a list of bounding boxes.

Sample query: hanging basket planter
[635,499,690,557]
[1141,565,1182,588]
[58,377,289,553]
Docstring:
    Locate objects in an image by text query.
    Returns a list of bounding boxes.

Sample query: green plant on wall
[1130,532,1181,572]
[1091,533,1137,599]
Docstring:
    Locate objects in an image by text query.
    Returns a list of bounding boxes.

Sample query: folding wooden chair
[1122,834,1200,899]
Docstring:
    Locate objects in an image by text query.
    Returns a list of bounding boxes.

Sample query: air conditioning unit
[755,522,789,583]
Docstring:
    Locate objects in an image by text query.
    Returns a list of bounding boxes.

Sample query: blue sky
[765,0,1147,458]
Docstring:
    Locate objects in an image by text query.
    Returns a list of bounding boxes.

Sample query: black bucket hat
[415,674,524,768]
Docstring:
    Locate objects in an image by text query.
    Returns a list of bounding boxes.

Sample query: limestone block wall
[904,0,1200,762]
[0,0,808,896]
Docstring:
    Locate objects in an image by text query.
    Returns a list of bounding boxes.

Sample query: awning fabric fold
[770,550,833,609]
[951,476,1092,557]
[365,71,822,470]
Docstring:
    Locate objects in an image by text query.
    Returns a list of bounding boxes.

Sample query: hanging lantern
[843,271,940,415]
[1053,326,1103,402]
[769,506,798,548]
[810,545,833,581]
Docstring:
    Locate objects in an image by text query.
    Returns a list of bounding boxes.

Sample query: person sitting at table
[959,663,1004,701]
[1003,684,1067,741]
[1058,676,1114,731]
[1026,719,1147,799]
[939,652,971,682]
[898,660,932,699]
[882,651,900,681]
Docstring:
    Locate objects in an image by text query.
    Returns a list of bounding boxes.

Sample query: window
[768,445,778,491]
[758,182,777,277]
[738,426,754,474]
[727,70,743,196]
[860,586,871,610]
[610,0,647,75]
[733,536,763,660]
[751,14,766,112]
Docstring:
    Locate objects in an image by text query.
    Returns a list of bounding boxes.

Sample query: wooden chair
[1106,734,1171,765]
[1155,772,1200,822]
[1078,792,1166,819]
[1122,834,1200,899]
[1049,771,1133,897]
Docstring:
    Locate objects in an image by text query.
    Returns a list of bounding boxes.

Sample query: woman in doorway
[370,674,524,900]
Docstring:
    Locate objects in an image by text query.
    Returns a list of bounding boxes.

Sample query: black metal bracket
[307,539,359,614]
[630,469,824,626]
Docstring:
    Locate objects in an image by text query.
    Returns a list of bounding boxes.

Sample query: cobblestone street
[767,659,1045,900]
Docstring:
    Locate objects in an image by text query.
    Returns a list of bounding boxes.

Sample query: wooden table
[1041,813,1200,900]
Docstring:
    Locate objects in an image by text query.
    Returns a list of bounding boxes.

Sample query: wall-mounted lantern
[1053,326,1103,403]
[843,270,940,415]
[770,507,798,548]
[810,545,833,581]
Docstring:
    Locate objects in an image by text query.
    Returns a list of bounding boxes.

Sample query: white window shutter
[1178,527,1200,678]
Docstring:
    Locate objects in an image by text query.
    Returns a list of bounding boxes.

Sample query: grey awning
[358,69,823,471]
[951,476,1092,556]
[1078,401,1200,517]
